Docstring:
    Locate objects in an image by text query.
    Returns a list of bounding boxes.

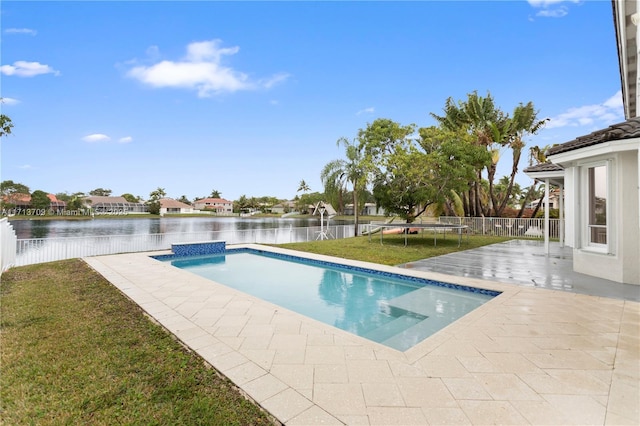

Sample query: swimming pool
[156,248,500,351]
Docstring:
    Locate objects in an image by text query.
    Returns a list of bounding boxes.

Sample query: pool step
[381,317,449,351]
[362,313,425,343]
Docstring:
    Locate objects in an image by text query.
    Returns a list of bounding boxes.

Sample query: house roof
[546,116,640,156]
[84,196,129,204]
[312,201,337,216]
[159,198,192,209]
[523,162,564,173]
[3,193,66,206]
[194,197,232,204]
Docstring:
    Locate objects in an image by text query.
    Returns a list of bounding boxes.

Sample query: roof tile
[547,117,640,156]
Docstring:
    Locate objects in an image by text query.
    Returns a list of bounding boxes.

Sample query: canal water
[10,216,354,240]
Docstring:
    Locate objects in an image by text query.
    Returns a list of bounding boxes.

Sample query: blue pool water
[158,248,499,351]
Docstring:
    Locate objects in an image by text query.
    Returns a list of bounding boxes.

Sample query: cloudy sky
[1,0,624,201]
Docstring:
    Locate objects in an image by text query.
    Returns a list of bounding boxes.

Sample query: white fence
[1,218,561,270]
[438,216,561,239]
[1,218,17,272]
[11,224,360,267]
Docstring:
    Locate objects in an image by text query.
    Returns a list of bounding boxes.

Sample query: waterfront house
[159,198,194,215]
[193,197,234,214]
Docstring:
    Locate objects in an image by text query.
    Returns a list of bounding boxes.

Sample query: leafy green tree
[365,125,483,223]
[296,192,324,214]
[210,190,222,198]
[357,118,418,222]
[68,192,88,210]
[235,195,249,212]
[89,188,112,196]
[55,192,86,210]
[121,193,140,203]
[0,100,14,139]
[176,195,191,205]
[146,187,166,215]
[30,190,51,210]
[1,180,30,207]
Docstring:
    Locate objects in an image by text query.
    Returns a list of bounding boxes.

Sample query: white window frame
[579,158,614,254]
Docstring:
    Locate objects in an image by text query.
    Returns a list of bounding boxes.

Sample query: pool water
[161,249,499,351]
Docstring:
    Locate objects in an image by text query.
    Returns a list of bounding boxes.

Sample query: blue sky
[1,0,624,202]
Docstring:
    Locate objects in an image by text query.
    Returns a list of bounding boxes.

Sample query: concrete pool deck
[84,243,639,425]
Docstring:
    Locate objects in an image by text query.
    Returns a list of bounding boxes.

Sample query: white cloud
[0,61,60,77]
[4,28,37,36]
[527,0,573,7]
[261,72,291,89]
[527,0,579,18]
[545,91,624,129]
[536,7,569,18]
[82,134,111,143]
[126,39,289,97]
[18,164,32,169]
[118,136,133,144]
[1,97,19,105]
[356,107,375,115]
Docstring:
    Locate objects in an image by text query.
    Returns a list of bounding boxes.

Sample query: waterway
[9,216,354,240]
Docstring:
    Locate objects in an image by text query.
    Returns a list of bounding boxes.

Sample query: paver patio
[84,242,639,425]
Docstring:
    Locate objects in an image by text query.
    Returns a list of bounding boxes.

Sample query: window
[586,163,608,247]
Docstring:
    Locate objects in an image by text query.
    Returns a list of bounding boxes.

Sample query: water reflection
[10,216,342,239]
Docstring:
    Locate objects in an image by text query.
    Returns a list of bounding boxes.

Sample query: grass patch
[277,233,514,265]
[0,259,276,426]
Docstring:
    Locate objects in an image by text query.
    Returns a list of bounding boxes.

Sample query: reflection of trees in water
[317,268,413,335]
[29,221,50,239]
[12,216,359,239]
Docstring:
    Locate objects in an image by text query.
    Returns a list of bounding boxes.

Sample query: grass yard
[277,233,513,266]
[0,259,277,426]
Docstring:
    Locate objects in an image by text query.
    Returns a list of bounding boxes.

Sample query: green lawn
[276,233,512,266]
[0,233,512,424]
[0,260,277,426]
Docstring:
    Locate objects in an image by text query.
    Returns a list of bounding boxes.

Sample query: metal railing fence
[438,216,561,239]
[12,224,362,267]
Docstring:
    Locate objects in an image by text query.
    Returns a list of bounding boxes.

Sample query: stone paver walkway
[85,244,639,425]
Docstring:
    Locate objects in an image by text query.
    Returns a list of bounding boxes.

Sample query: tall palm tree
[492,104,548,216]
[431,91,545,217]
[321,138,367,236]
[297,180,310,193]
[516,145,550,218]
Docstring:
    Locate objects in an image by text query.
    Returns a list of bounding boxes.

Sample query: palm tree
[297,180,310,193]
[431,91,546,217]
[321,160,347,214]
[492,104,548,216]
[516,145,549,218]
[321,138,367,236]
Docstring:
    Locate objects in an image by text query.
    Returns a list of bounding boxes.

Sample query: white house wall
[618,151,639,283]
[569,150,640,285]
